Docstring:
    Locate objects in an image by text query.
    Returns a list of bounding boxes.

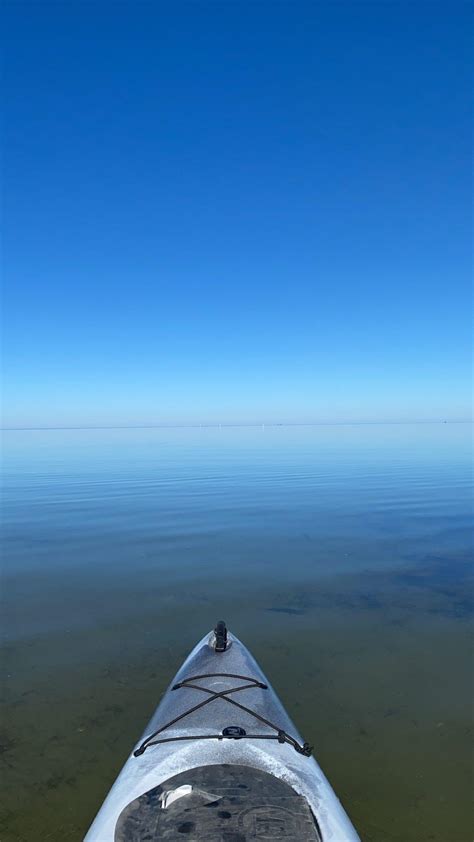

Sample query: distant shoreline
[2,420,471,432]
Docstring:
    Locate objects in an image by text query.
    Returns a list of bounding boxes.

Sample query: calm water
[1,423,472,841]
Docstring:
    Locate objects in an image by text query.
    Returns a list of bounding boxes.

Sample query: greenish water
[1,424,472,841]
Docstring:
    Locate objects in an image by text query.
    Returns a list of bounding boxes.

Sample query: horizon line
[1,419,472,432]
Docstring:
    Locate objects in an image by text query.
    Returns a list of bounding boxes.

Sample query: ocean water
[1,423,472,841]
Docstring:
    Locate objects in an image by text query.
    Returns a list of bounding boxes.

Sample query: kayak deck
[116,763,321,840]
[85,623,360,841]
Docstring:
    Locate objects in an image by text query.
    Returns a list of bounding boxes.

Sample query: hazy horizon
[2,418,472,432]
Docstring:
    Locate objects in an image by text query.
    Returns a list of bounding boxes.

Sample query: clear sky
[3,1,472,428]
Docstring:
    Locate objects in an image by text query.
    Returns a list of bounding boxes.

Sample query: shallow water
[1,423,472,841]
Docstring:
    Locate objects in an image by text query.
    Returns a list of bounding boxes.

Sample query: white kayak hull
[85,625,360,841]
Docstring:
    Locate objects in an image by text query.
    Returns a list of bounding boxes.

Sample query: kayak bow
[85,621,360,841]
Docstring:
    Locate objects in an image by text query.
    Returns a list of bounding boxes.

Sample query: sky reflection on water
[1,423,472,841]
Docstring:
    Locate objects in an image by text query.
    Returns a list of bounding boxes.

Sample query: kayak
[85,621,360,841]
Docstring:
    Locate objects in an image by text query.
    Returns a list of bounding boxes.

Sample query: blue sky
[3,1,471,427]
